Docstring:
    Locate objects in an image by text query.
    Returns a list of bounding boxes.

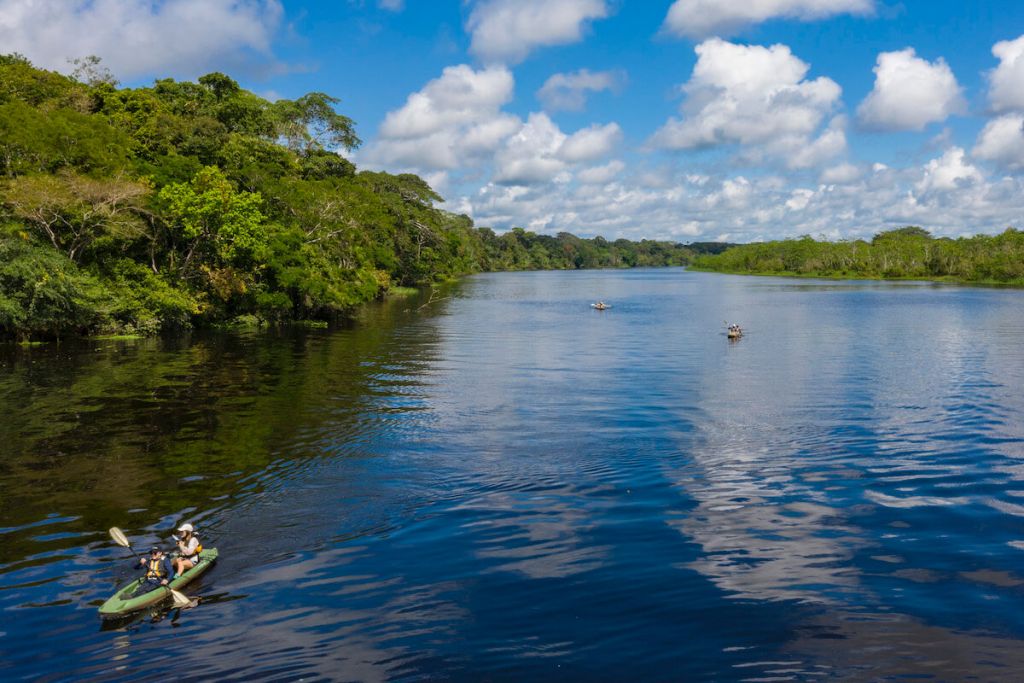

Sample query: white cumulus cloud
[974,114,1024,172]
[378,64,514,139]
[493,113,569,185]
[988,35,1024,112]
[466,0,608,64]
[0,0,283,81]
[365,65,621,190]
[661,0,873,39]
[649,39,844,168]
[916,147,983,193]
[491,115,621,185]
[558,123,623,163]
[536,68,625,111]
[366,64,518,171]
[463,157,1023,243]
[857,48,964,131]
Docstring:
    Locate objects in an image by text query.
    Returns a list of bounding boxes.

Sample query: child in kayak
[172,523,202,577]
[137,546,173,586]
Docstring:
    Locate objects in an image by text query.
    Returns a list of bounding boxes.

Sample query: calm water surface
[3,269,1024,681]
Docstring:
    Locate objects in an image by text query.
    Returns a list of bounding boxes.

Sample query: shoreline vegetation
[0,56,723,342]
[691,227,1024,287]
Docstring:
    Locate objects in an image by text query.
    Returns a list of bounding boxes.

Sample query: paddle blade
[170,589,191,609]
[108,527,130,548]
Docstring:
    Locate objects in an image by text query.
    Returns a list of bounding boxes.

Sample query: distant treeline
[0,56,698,340]
[692,227,1024,284]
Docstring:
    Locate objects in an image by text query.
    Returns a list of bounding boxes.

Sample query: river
[3,268,1024,681]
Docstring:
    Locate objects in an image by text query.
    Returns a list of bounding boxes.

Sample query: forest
[692,227,1024,284]
[0,56,695,340]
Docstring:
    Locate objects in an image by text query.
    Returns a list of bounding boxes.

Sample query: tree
[69,55,119,88]
[158,166,268,276]
[271,93,361,153]
[2,172,150,262]
[0,234,110,339]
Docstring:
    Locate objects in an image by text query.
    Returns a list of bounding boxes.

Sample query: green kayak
[98,548,218,618]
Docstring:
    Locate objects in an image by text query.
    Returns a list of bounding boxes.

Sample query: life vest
[145,557,167,580]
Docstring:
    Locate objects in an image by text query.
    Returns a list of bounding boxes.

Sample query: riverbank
[687,265,1024,288]
[691,228,1024,287]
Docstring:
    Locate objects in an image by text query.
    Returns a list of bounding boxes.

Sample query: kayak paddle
[108,527,192,609]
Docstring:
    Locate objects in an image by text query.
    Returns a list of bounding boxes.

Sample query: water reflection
[4,271,1024,680]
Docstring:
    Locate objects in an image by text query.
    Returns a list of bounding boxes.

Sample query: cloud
[364,64,621,188]
[649,39,844,168]
[916,148,982,193]
[558,122,623,163]
[974,114,1024,171]
[820,162,863,184]
[788,116,847,169]
[459,148,1023,244]
[536,68,625,111]
[988,35,1024,112]
[466,0,609,64]
[378,64,514,139]
[378,0,404,10]
[577,160,625,184]
[661,0,873,39]
[366,64,519,170]
[857,48,964,131]
[493,113,570,185]
[491,116,620,185]
[0,0,284,81]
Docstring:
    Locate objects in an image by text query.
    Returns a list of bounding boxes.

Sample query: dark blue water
[3,269,1024,681]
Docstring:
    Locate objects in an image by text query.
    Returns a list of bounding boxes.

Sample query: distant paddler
[591,301,610,310]
[727,323,743,339]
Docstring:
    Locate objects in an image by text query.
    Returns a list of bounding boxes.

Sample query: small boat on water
[98,548,218,618]
[727,323,743,339]
[591,301,610,310]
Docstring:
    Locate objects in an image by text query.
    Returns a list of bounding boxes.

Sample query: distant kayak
[98,548,218,617]
[591,303,611,310]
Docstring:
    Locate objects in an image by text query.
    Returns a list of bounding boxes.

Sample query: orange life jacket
[145,557,167,580]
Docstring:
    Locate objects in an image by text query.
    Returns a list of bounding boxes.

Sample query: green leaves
[2,171,150,262]
[0,101,131,176]
[694,228,1024,284]
[158,166,268,268]
[271,92,361,153]
[0,234,111,338]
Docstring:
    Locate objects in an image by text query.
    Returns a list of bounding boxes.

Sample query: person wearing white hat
[172,523,202,576]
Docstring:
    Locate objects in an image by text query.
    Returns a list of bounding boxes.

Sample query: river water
[3,268,1024,681]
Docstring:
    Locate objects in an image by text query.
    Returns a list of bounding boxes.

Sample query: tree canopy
[692,229,1024,283]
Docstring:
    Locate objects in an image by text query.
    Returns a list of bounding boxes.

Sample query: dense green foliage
[0,56,693,340]
[692,227,1024,284]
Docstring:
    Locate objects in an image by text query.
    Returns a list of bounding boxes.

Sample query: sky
[2,0,1024,243]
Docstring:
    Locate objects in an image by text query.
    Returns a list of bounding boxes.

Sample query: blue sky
[3,0,1024,242]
